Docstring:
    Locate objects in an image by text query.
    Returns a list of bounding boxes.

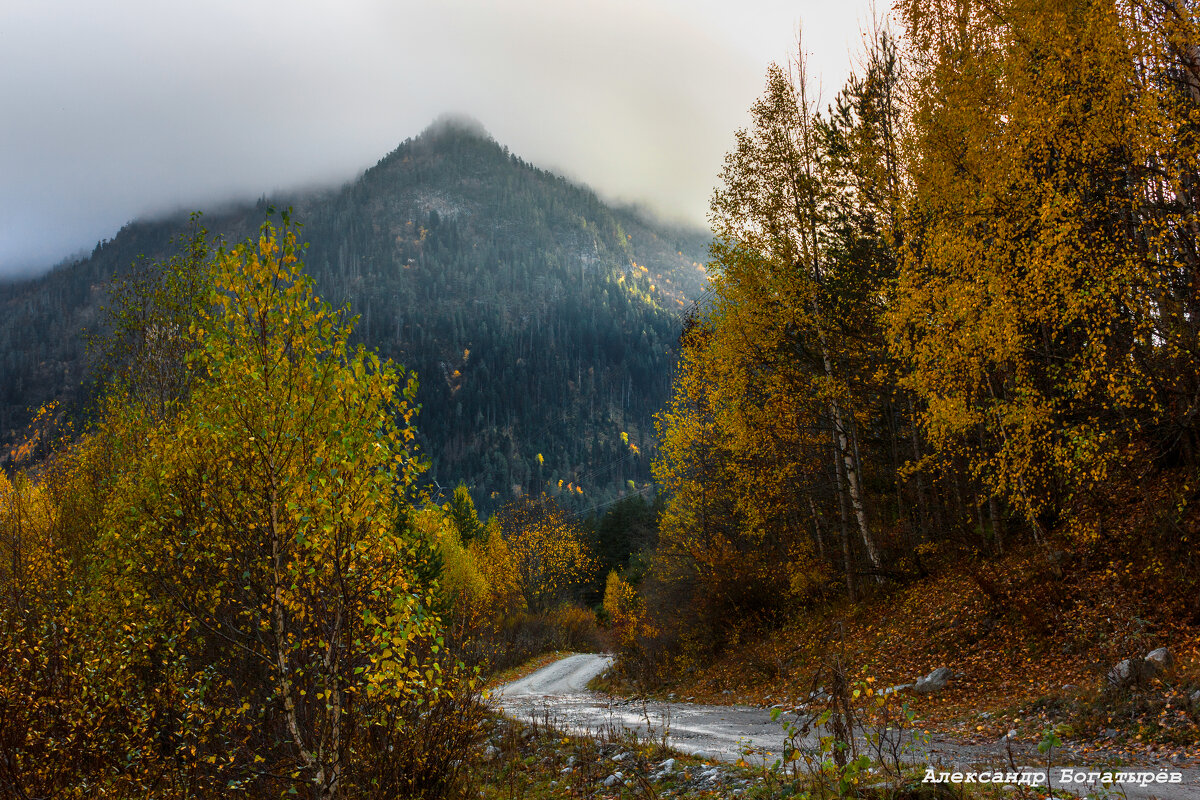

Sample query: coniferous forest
[1,117,710,514]
[5,2,1200,798]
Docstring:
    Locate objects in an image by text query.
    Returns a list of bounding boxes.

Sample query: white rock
[603,772,623,787]
[1107,658,1132,686]
[1107,658,1157,688]
[913,667,953,694]
[1146,647,1174,675]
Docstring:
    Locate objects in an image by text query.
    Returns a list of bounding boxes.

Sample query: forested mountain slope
[0,116,710,511]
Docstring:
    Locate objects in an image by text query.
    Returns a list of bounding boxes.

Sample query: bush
[352,662,486,800]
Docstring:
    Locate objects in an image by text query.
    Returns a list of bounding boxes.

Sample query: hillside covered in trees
[611,0,1200,737]
[0,116,709,512]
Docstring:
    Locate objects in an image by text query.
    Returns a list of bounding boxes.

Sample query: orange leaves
[892,0,1200,536]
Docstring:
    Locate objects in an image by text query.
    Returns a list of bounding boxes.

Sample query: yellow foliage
[892,0,1200,536]
[500,495,596,613]
[0,470,61,601]
[469,517,524,614]
[412,507,489,626]
[96,216,443,795]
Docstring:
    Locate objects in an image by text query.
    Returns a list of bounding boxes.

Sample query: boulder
[1189,689,1200,708]
[1145,647,1174,676]
[1107,659,1136,687]
[1107,658,1158,688]
[913,667,953,694]
[1107,649,1172,688]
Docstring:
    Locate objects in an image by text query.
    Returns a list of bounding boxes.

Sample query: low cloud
[0,0,873,276]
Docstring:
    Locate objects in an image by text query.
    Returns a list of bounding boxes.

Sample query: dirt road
[493,652,1200,799]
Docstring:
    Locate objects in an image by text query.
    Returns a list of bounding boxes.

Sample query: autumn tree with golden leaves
[892,0,1200,538]
[1,217,470,800]
[498,495,596,614]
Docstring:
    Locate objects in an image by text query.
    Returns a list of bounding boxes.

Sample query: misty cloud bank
[0,0,871,277]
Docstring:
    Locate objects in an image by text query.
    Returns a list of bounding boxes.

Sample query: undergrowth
[605,535,1200,761]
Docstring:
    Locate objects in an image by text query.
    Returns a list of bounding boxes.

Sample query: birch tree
[104,217,444,800]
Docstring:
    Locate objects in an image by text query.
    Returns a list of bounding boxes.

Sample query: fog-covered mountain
[0,116,711,512]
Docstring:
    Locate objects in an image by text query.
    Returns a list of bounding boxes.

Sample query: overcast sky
[0,0,881,278]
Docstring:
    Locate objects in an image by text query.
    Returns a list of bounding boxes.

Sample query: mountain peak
[421,113,492,142]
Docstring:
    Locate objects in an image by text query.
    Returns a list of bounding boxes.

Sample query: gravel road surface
[493,652,1200,799]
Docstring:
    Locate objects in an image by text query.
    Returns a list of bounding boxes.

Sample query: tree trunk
[832,399,882,575]
[832,429,856,602]
[808,496,827,562]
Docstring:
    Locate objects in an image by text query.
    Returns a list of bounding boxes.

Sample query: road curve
[495,653,615,699]
[493,653,1200,799]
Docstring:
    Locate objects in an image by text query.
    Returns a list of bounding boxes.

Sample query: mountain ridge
[0,120,711,512]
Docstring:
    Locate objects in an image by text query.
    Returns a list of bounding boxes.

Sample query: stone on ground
[914,667,953,694]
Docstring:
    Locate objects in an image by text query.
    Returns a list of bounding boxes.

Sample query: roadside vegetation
[601,0,1200,773]
[0,217,605,799]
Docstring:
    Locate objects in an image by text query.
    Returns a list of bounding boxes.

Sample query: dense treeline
[634,0,1200,674]
[298,122,706,511]
[0,117,710,513]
